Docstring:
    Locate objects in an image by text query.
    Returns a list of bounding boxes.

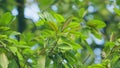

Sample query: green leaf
[87,20,106,29]
[63,22,81,32]
[39,0,54,10]
[8,59,18,68]
[37,55,46,68]
[105,42,115,48]
[10,31,21,36]
[88,64,106,68]
[114,8,120,16]
[0,35,7,39]
[52,13,65,23]
[91,29,102,39]
[0,12,13,26]
[0,53,9,68]
[79,8,86,18]
[62,16,73,31]
[35,19,45,26]
[9,47,18,54]
[0,27,10,31]
[58,43,72,50]
[61,36,82,50]
[47,22,58,31]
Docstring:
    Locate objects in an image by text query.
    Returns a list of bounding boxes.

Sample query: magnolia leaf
[87,20,106,29]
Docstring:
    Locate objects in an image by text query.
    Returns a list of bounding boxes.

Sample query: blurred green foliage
[0,0,120,68]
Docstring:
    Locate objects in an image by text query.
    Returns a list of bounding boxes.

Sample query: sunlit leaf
[37,55,46,68]
[87,20,106,29]
[88,64,106,68]
[62,16,73,31]
[0,53,9,68]
[58,43,72,50]
[0,12,13,26]
[114,8,120,16]
[91,29,102,39]
[52,13,65,23]
[79,8,86,18]
[61,36,82,50]
[47,22,58,31]
[39,0,54,10]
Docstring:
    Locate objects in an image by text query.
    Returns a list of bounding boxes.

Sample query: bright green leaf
[53,13,65,23]
[58,43,72,50]
[62,16,73,31]
[79,8,86,18]
[87,20,106,29]
[88,64,106,68]
[0,12,13,26]
[47,22,58,31]
[114,8,120,16]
